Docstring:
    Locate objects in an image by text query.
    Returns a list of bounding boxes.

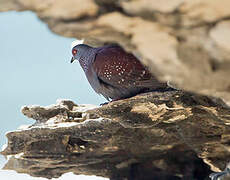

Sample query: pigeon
[71,41,171,101]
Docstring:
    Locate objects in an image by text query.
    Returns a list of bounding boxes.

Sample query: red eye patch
[72,49,77,56]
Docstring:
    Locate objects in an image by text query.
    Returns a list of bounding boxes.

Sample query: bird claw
[100,98,121,106]
[209,163,230,180]
[210,172,227,180]
[100,102,109,106]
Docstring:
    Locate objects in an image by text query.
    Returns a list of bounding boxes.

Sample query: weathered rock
[1,0,230,104]
[1,1,230,179]
[2,91,230,179]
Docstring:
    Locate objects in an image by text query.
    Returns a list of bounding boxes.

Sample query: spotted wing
[93,46,166,90]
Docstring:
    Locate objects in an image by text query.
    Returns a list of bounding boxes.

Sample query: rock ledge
[2,91,230,179]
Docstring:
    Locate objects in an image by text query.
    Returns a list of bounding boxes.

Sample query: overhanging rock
[1,0,230,103]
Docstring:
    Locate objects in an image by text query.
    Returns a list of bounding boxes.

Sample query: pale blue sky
[0,11,105,179]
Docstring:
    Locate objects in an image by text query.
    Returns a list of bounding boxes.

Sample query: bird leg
[100,102,109,106]
[100,98,122,106]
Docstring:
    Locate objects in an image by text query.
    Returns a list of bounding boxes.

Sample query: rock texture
[1,0,230,179]
[1,0,230,103]
[2,91,230,179]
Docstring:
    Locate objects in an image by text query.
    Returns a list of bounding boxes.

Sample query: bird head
[70,39,85,63]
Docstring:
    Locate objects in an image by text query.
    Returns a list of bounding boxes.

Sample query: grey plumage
[71,44,170,101]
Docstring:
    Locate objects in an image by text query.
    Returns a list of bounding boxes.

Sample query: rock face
[1,0,230,103]
[1,1,230,179]
[2,91,230,179]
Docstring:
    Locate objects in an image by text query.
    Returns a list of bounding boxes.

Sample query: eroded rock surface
[2,91,230,179]
[1,0,230,103]
[1,1,230,179]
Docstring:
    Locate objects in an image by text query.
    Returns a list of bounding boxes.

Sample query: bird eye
[72,49,77,56]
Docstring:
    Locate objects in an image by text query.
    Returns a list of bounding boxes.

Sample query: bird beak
[70,57,75,63]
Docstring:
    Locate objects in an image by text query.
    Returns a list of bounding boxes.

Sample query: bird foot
[209,163,230,180]
[100,98,122,106]
[100,102,109,106]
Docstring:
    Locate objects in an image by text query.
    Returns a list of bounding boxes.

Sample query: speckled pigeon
[71,41,170,101]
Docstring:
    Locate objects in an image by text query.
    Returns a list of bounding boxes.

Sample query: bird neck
[79,47,96,72]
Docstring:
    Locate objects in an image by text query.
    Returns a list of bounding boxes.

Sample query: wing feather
[92,46,166,90]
